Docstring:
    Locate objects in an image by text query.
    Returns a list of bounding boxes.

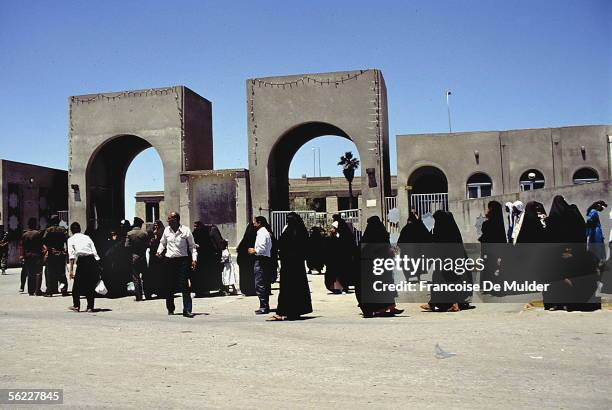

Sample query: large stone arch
[85,134,166,228]
[247,69,391,221]
[267,121,361,210]
[68,86,213,229]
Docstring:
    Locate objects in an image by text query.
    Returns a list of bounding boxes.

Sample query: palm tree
[338,151,360,209]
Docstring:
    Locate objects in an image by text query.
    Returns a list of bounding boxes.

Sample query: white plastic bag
[95,279,108,295]
[222,252,237,286]
[127,281,135,292]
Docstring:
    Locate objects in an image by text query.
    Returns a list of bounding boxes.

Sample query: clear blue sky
[1,1,610,219]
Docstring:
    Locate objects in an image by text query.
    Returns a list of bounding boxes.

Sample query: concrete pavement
[0,268,610,409]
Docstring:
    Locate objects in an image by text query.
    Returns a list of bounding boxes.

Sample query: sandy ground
[0,267,610,409]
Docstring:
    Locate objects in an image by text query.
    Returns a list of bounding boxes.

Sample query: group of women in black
[396,209,472,313]
[234,195,603,319]
[236,212,405,319]
[478,196,601,311]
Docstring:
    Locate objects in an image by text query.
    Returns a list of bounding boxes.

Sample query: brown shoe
[68,306,80,312]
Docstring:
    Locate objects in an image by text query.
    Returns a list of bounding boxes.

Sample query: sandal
[419,304,432,312]
[265,315,284,321]
[447,303,460,312]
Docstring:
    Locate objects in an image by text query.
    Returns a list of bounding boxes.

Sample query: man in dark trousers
[67,222,100,312]
[21,218,44,296]
[42,215,69,296]
[248,216,273,314]
[125,217,149,301]
[156,212,198,318]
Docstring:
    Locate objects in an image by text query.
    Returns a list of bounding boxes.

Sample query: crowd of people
[393,197,609,313]
[9,195,611,319]
[15,212,233,317]
[481,197,609,311]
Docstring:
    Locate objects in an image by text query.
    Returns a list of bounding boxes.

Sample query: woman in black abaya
[267,212,312,321]
[101,228,131,297]
[420,210,472,312]
[356,216,403,318]
[510,201,548,288]
[545,196,598,311]
[145,220,165,299]
[307,227,326,274]
[236,222,257,296]
[398,210,432,281]
[324,222,350,293]
[478,201,507,293]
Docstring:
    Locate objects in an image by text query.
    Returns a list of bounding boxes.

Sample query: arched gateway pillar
[247,69,391,222]
[68,86,213,230]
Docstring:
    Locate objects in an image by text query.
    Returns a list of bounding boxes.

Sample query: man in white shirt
[248,216,273,314]
[67,222,100,312]
[156,212,198,318]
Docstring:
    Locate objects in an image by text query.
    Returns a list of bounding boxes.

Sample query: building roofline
[0,159,67,173]
[397,124,611,138]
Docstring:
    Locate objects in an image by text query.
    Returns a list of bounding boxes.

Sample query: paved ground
[0,267,610,409]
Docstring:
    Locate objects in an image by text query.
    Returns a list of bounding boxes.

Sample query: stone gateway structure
[246,69,392,221]
[68,86,213,229]
[58,71,610,249]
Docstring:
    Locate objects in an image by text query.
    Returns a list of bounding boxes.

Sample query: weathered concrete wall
[450,180,612,244]
[1,160,68,266]
[247,69,391,222]
[184,169,250,247]
[396,125,612,225]
[68,86,212,231]
[500,128,555,190]
[557,125,610,185]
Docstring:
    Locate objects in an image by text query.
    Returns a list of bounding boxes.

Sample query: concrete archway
[68,86,213,229]
[408,165,448,194]
[268,122,358,210]
[247,69,391,221]
[86,135,163,228]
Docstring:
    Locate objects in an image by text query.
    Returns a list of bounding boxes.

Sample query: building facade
[0,160,68,265]
[396,125,612,242]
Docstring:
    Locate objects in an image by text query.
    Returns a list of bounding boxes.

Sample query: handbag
[95,279,108,295]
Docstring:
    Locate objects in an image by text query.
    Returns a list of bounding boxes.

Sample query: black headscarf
[516,201,546,243]
[432,211,463,243]
[547,196,585,244]
[479,201,507,243]
[237,222,256,259]
[361,216,390,244]
[398,210,432,243]
[280,212,309,251]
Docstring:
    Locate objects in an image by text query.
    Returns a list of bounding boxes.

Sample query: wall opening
[466,172,493,199]
[519,169,545,191]
[268,122,360,212]
[287,134,360,212]
[408,166,448,194]
[86,135,163,231]
[572,168,599,185]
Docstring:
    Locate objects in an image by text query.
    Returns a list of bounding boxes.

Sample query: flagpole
[446,90,452,133]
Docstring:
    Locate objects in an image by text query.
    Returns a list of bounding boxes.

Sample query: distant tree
[338,151,360,209]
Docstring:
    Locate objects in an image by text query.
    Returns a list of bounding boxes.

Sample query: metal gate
[409,193,448,216]
[270,209,362,242]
